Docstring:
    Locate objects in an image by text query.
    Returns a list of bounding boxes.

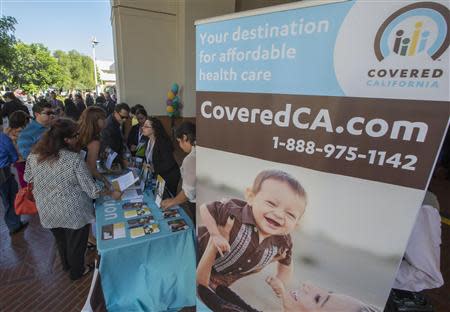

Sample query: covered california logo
[374,2,450,61]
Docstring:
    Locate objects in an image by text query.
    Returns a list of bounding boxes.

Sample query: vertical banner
[196,1,449,311]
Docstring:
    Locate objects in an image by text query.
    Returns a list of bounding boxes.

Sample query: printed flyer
[195,1,449,311]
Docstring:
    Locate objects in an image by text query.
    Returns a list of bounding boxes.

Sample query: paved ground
[0,215,95,312]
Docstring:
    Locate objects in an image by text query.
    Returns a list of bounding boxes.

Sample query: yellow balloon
[167,91,175,100]
[166,105,174,113]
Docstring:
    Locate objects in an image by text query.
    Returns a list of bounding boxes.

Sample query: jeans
[0,174,21,231]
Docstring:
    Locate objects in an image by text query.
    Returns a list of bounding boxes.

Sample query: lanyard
[145,139,155,164]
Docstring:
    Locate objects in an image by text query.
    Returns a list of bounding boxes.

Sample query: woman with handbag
[24,118,120,280]
[0,121,28,235]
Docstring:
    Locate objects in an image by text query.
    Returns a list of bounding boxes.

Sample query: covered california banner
[195,0,449,311]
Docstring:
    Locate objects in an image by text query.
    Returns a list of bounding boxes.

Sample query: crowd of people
[0,90,196,281]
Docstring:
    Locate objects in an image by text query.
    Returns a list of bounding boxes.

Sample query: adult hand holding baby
[212,216,235,256]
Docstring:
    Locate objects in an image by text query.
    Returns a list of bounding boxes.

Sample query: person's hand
[211,217,235,256]
[266,276,286,298]
[110,191,122,200]
[160,199,174,210]
[142,163,154,172]
[211,233,230,257]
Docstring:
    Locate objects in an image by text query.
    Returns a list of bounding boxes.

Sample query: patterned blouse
[24,149,101,229]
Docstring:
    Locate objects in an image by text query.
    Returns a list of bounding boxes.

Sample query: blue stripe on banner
[196,1,355,96]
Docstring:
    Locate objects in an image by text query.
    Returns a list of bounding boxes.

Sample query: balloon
[167,91,175,100]
[168,111,175,117]
[171,83,179,94]
[166,99,173,106]
[172,102,178,109]
[166,105,174,113]
[172,96,180,104]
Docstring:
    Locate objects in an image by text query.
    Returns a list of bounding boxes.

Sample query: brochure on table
[95,188,194,253]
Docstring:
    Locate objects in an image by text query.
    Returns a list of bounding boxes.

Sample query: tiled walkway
[0,176,449,312]
[0,215,95,312]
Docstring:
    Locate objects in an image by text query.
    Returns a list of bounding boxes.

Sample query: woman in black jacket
[142,117,180,198]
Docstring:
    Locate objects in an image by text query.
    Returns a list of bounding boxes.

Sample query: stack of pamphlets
[129,223,160,238]
[102,222,126,240]
[163,209,180,219]
[168,219,189,232]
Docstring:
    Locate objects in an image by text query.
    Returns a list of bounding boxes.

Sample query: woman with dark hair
[77,106,109,185]
[5,111,30,188]
[0,111,29,235]
[141,117,180,198]
[24,118,120,280]
[74,94,86,115]
[127,108,148,157]
[161,122,196,222]
[1,91,29,121]
[64,94,80,120]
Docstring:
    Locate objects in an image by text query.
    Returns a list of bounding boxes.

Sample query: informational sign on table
[195,1,449,311]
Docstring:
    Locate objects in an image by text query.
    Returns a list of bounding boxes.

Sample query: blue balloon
[172,96,180,104]
[171,83,179,94]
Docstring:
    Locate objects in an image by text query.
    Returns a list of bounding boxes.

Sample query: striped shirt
[198,199,293,287]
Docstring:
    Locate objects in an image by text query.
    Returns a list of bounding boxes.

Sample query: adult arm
[197,238,218,286]
[3,136,18,164]
[24,157,32,183]
[86,140,110,186]
[17,131,33,159]
[276,262,293,286]
[200,204,232,256]
[160,190,188,209]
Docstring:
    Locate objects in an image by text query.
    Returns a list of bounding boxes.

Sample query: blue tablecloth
[95,189,196,312]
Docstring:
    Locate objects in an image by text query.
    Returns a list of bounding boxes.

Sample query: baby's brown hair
[252,170,307,200]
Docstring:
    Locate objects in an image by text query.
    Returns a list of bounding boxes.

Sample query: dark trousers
[198,285,261,312]
[0,174,21,231]
[161,167,181,199]
[183,201,196,226]
[50,224,90,280]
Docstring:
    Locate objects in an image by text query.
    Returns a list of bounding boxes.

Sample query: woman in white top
[161,122,196,223]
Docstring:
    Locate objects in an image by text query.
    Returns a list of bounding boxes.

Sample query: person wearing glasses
[127,108,148,157]
[141,117,180,198]
[24,118,121,280]
[18,99,55,160]
[100,102,130,168]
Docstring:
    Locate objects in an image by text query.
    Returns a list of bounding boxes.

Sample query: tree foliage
[0,16,17,81]
[1,16,98,94]
[54,50,96,91]
[7,43,65,94]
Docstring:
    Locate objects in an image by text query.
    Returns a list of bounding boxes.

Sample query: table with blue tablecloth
[95,188,196,312]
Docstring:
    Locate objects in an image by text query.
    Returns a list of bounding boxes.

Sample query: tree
[54,50,96,91]
[0,16,17,81]
[8,43,65,94]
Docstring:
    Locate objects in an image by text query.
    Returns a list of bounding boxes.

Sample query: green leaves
[8,42,65,94]
[0,16,17,81]
[54,50,96,90]
[1,15,97,94]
